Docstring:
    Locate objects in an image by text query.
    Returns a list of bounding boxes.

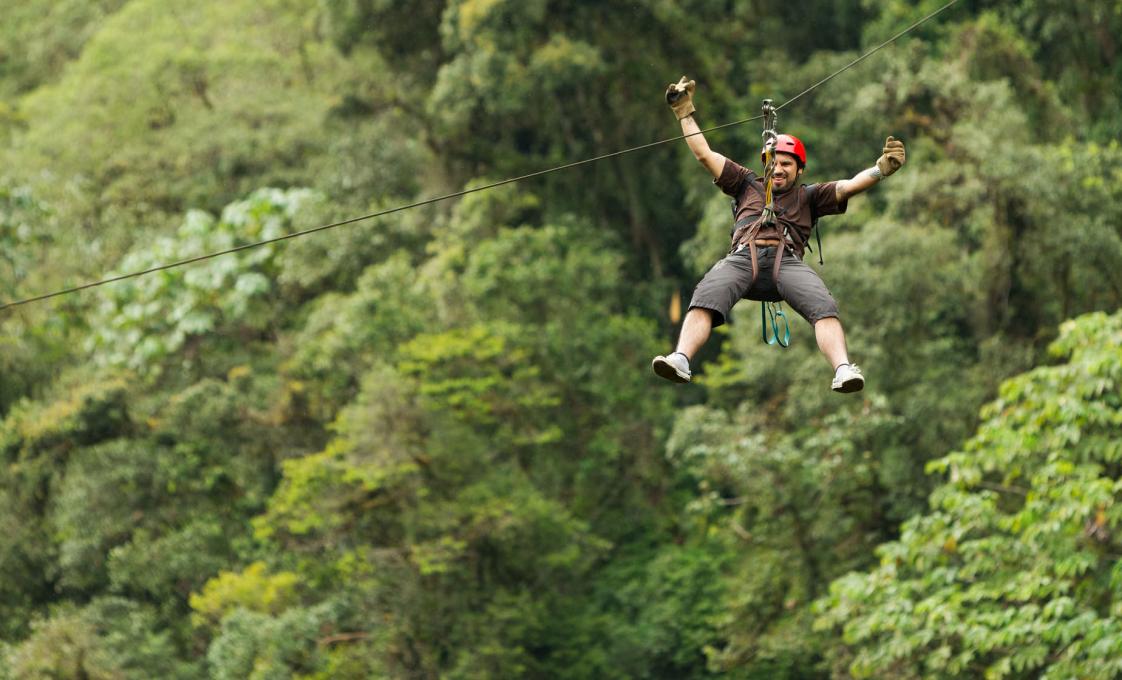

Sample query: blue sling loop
[761,301,790,347]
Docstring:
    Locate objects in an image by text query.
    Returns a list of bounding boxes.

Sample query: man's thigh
[688,252,758,327]
[776,257,839,324]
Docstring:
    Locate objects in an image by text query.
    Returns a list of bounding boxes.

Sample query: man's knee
[686,305,722,327]
[813,316,847,341]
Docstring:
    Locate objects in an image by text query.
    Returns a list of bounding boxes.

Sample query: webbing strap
[761,301,790,347]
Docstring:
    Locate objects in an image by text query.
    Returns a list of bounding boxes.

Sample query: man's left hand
[876,136,906,176]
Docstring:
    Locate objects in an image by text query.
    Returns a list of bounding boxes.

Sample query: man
[651,76,906,393]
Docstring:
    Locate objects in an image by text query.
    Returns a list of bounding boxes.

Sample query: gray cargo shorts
[687,245,839,327]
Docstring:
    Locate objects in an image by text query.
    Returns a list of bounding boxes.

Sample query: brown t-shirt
[714,158,848,256]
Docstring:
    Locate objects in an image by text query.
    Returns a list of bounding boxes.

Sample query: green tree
[83,188,323,377]
[6,0,348,272]
[0,183,68,418]
[0,0,129,99]
[817,311,1122,679]
[205,222,676,678]
[0,375,129,638]
[6,598,197,680]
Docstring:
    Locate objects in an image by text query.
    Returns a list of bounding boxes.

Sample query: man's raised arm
[836,136,907,201]
[666,76,726,179]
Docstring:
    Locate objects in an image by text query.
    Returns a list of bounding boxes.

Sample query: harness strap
[804,183,823,265]
[772,240,785,284]
[731,215,760,244]
[740,156,778,290]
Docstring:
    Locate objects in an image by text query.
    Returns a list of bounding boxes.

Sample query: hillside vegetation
[2,1,1121,677]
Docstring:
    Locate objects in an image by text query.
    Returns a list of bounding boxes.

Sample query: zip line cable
[778,0,960,112]
[0,119,761,312]
[0,0,959,313]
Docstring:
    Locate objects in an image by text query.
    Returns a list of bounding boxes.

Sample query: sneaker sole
[832,377,864,393]
[652,357,690,383]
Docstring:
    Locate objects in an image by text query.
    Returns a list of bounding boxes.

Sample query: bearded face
[771,152,803,193]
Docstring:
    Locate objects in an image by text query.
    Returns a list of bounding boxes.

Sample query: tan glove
[665,76,696,120]
[876,136,906,176]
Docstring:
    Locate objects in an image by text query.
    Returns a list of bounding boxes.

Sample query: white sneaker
[832,363,864,393]
[652,352,691,383]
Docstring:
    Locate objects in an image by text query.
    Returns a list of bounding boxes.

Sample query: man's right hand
[666,76,696,120]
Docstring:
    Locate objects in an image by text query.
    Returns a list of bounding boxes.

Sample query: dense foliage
[1,1,1120,677]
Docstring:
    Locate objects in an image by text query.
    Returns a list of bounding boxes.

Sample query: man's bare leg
[652,307,716,383]
[814,316,849,369]
[675,307,715,360]
[815,316,864,392]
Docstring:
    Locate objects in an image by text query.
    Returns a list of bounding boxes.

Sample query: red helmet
[761,133,807,168]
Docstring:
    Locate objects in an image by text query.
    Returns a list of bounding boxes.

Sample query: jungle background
[2,0,1122,678]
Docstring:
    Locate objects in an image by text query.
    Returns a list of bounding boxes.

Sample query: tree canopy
[1,1,1121,677]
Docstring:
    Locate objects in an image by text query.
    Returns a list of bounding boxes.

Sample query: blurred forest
[2,0,1122,678]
